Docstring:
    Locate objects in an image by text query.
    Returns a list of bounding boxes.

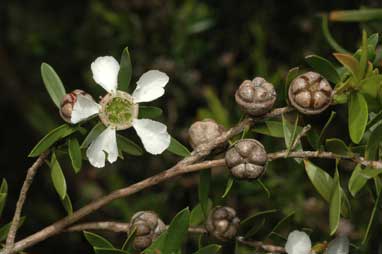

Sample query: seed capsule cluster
[225,139,267,179]
[235,77,276,116]
[288,72,333,115]
[129,211,166,251]
[205,206,240,241]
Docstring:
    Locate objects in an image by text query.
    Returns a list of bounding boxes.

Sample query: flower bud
[288,72,333,115]
[235,77,276,116]
[225,139,267,180]
[59,89,94,123]
[206,206,240,241]
[188,119,225,149]
[130,211,166,251]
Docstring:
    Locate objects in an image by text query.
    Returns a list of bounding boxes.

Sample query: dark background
[1,0,381,253]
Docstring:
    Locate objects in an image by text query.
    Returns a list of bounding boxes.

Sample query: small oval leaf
[167,137,191,157]
[117,135,144,156]
[49,153,67,200]
[41,63,66,108]
[138,106,163,119]
[118,47,133,92]
[29,124,76,157]
[68,137,82,173]
[84,231,114,249]
[348,93,368,144]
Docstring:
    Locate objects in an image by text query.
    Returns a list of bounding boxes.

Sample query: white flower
[285,230,312,254]
[72,56,171,168]
[285,230,350,254]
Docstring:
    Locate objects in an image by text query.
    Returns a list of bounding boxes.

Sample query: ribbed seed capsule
[225,139,267,180]
[130,211,166,251]
[288,72,333,115]
[206,206,240,241]
[235,77,276,116]
[188,119,225,149]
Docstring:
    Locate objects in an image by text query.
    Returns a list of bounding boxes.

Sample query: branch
[66,221,207,234]
[268,150,382,169]
[3,151,49,253]
[236,236,285,253]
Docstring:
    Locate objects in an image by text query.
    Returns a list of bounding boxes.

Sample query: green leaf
[29,124,76,157]
[241,209,277,237]
[266,211,295,239]
[41,63,66,108]
[138,106,163,119]
[192,244,221,254]
[360,75,382,99]
[253,120,303,138]
[49,152,67,200]
[204,87,229,127]
[348,164,368,197]
[329,9,382,22]
[368,33,379,49]
[325,138,352,156]
[118,47,133,92]
[81,122,106,148]
[117,135,144,156]
[144,231,167,254]
[68,137,82,173]
[348,93,368,144]
[222,177,234,198]
[333,53,360,80]
[321,15,348,53]
[190,200,212,226]
[198,170,211,217]
[94,248,128,254]
[362,188,381,244]
[257,179,271,199]
[359,30,368,79]
[329,170,341,235]
[62,194,73,215]
[0,179,8,217]
[122,227,136,251]
[319,111,336,144]
[366,124,382,160]
[305,55,340,83]
[163,208,190,254]
[84,231,114,249]
[304,160,334,202]
[0,217,25,242]
[167,137,191,157]
[366,110,382,131]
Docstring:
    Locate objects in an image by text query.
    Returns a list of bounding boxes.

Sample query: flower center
[99,91,139,130]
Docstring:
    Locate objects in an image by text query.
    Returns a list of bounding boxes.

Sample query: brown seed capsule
[206,206,240,241]
[130,211,166,251]
[235,77,276,116]
[288,72,333,115]
[225,139,267,180]
[59,89,94,123]
[188,119,225,149]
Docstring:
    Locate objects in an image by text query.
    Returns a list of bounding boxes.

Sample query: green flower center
[99,91,139,130]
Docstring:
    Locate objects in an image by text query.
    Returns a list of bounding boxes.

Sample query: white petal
[132,70,169,103]
[285,230,312,254]
[327,236,349,254]
[86,127,118,168]
[91,56,120,93]
[71,95,100,124]
[132,119,171,154]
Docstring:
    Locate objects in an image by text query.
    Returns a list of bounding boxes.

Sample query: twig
[268,150,382,169]
[291,124,311,150]
[66,221,207,234]
[236,236,285,253]
[4,151,49,253]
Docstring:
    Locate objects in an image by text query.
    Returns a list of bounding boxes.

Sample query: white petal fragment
[86,127,118,168]
[132,119,171,154]
[285,230,312,254]
[132,70,169,103]
[71,95,101,124]
[327,236,349,254]
[91,56,120,93]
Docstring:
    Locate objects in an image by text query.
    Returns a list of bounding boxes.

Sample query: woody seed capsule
[235,77,276,116]
[206,206,240,241]
[288,71,333,115]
